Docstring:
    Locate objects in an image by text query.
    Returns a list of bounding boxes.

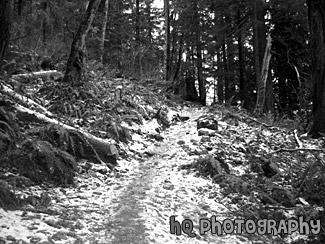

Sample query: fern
[5,139,78,185]
[0,106,20,153]
[28,124,104,164]
[106,120,131,143]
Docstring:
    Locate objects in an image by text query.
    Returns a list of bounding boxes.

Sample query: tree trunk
[185,76,198,101]
[42,0,48,47]
[307,0,325,138]
[196,31,205,105]
[164,0,171,80]
[237,9,246,107]
[227,37,235,104]
[217,49,224,103]
[255,35,272,115]
[173,33,183,81]
[17,0,23,17]
[145,0,153,43]
[135,0,140,46]
[0,0,12,69]
[222,42,229,101]
[193,2,205,105]
[100,0,109,64]
[135,0,142,76]
[63,0,101,86]
[253,0,271,114]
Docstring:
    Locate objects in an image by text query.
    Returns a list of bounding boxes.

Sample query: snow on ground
[0,106,267,244]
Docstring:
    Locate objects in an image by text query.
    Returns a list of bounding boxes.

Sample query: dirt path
[0,107,257,243]
[103,107,251,244]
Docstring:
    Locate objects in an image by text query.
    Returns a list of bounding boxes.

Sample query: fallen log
[6,102,118,169]
[11,70,63,82]
[1,82,52,116]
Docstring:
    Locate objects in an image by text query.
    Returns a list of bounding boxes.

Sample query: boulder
[197,115,218,130]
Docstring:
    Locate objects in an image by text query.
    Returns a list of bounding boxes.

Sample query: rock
[177,140,186,145]
[97,168,108,175]
[163,183,174,190]
[200,136,211,143]
[193,148,208,155]
[27,225,39,230]
[29,237,42,244]
[208,192,218,199]
[6,236,16,241]
[51,232,68,241]
[39,192,51,206]
[198,128,216,136]
[145,150,155,156]
[81,162,92,171]
[152,134,164,141]
[197,115,218,130]
[261,160,281,178]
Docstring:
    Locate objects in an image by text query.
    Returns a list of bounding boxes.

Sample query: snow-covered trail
[105,107,249,244]
[0,106,253,244]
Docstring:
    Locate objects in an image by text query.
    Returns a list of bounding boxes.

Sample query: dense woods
[1,0,322,133]
[1,0,325,243]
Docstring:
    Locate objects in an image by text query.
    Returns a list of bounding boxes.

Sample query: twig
[269,148,325,154]
[242,114,271,127]
[263,205,297,210]
[294,129,303,148]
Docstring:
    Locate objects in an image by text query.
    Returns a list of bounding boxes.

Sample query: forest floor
[1,74,325,244]
[0,105,265,244]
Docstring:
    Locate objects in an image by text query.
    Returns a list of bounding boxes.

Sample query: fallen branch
[269,147,325,154]
[8,103,118,168]
[242,114,272,128]
[11,70,63,82]
[1,82,52,116]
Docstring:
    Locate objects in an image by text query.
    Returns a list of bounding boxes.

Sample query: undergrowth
[0,59,177,210]
[184,105,325,243]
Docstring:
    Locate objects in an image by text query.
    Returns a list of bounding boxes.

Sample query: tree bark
[253,0,273,114]
[217,49,224,103]
[135,0,142,76]
[237,9,247,107]
[42,0,48,47]
[196,30,205,105]
[307,0,325,137]
[193,2,205,105]
[145,0,153,43]
[222,42,229,101]
[173,33,183,81]
[63,0,101,86]
[164,0,171,80]
[255,35,272,115]
[0,0,12,69]
[17,0,23,17]
[100,0,109,64]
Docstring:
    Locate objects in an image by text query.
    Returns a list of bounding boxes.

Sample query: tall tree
[63,0,101,86]
[237,8,248,107]
[0,0,12,68]
[217,49,224,103]
[189,0,206,105]
[270,0,309,114]
[41,0,49,47]
[253,0,273,114]
[100,0,109,64]
[307,0,325,137]
[164,0,171,80]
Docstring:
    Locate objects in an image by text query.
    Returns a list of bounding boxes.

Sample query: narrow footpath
[0,106,263,244]
[104,106,251,244]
